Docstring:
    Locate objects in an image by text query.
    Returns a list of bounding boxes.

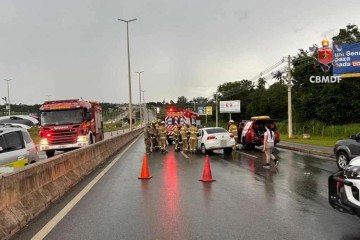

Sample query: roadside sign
[198,106,205,115]
[220,100,241,113]
[205,106,212,115]
[333,43,360,78]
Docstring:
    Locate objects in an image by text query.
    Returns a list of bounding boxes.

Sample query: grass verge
[280,134,341,147]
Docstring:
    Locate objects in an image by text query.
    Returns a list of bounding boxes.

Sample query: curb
[276,144,335,159]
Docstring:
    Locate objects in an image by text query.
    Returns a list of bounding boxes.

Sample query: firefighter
[228,119,238,150]
[189,123,199,154]
[173,124,181,152]
[180,123,189,153]
[154,120,161,150]
[144,123,152,154]
[149,121,157,152]
[159,121,168,154]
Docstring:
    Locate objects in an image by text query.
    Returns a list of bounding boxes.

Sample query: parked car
[197,127,235,155]
[334,133,360,169]
[239,116,280,150]
[0,124,40,169]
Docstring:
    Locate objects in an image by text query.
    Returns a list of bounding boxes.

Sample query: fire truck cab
[165,106,199,144]
[39,99,104,158]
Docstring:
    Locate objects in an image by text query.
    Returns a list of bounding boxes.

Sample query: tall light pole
[118,18,137,131]
[141,90,146,121]
[46,95,51,101]
[286,55,293,138]
[4,79,11,116]
[135,71,144,126]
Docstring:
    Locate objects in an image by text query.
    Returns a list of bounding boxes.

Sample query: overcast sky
[0,0,359,105]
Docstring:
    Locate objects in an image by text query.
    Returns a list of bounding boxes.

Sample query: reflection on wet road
[13,136,360,240]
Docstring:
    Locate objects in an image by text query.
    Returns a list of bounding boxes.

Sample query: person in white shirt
[262,123,278,169]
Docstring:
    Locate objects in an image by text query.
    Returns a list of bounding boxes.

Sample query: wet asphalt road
[14,136,360,240]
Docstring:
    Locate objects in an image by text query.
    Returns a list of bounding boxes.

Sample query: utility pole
[215,93,218,127]
[46,95,51,101]
[135,71,144,126]
[141,90,146,121]
[118,18,137,131]
[4,79,11,116]
[286,55,293,138]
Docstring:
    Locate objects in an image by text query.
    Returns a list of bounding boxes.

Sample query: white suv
[0,124,39,170]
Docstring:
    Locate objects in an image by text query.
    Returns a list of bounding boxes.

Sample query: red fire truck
[165,106,199,144]
[39,99,104,158]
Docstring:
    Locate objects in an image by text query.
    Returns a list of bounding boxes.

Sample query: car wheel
[46,150,55,158]
[201,144,207,155]
[224,147,232,155]
[336,151,349,169]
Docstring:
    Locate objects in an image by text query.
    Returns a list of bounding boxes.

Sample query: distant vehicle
[0,115,39,128]
[240,116,280,150]
[0,124,39,171]
[334,133,360,169]
[165,106,200,144]
[197,127,235,155]
[38,99,104,158]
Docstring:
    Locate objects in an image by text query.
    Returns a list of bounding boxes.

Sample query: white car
[197,127,235,155]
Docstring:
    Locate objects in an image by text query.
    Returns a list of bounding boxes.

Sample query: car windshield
[40,109,83,126]
[205,128,227,134]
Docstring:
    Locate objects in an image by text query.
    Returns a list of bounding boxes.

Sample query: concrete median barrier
[0,128,143,240]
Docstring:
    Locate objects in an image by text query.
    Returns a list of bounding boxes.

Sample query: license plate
[220,140,227,147]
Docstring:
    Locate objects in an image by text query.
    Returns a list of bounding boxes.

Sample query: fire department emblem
[314,38,333,73]
[318,48,333,66]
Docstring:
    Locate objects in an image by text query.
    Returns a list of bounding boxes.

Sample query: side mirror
[350,134,357,140]
[85,112,92,121]
[0,146,3,152]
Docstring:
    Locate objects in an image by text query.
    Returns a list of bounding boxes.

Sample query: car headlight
[40,138,48,145]
[77,136,89,143]
[344,165,360,179]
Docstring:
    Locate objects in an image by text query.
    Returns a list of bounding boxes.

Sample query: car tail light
[207,136,216,140]
[229,134,234,138]
[249,129,254,138]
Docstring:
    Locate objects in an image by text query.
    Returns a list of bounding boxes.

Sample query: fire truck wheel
[46,150,55,158]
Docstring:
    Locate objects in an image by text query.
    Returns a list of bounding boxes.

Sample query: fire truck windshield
[40,109,83,126]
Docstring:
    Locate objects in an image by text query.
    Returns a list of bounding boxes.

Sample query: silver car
[0,125,40,169]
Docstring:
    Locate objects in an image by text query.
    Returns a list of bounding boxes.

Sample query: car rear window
[252,120,277,130]
[3,131,24,151]
[206,128,227,134]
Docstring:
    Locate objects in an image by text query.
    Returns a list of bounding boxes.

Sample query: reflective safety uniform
[228,123,238,149]
[173,127,181,151]
[154,123,160,149]
[158,125,168,153]
[180,125,189,153]
[144,126,152,154]
[189,126,198,154]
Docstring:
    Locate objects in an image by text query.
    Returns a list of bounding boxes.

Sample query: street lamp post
[4,79,11,116]
[46,95,51,101]
[141,90,146,121]
[118,18,137,131]
[135,71,144,126]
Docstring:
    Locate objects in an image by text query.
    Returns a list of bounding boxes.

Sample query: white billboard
[220,100,241,113]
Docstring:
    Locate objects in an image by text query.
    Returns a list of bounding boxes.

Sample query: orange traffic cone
[199,155,216,182]
[138,154,152,179]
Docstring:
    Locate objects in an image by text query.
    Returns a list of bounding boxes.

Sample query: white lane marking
[31,135,142,240]
[236,150,258,159]
[180,151,189,159]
